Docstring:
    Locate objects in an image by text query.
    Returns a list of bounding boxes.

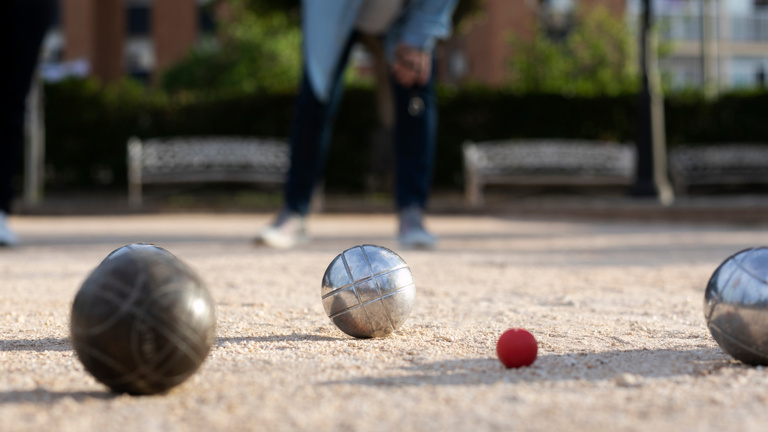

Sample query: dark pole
[631,0,657,197]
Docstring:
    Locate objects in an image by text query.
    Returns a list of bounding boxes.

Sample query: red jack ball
[497,328,538,368]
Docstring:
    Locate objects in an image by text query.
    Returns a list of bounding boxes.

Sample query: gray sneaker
[256,210,308,249]
[0,212,19,247]
[398,206,436,250]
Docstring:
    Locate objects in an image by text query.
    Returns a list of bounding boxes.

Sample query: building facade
[640,0,768,90]
[449,0,768,91]
[41,0,768,91]
[43,0,214,83]
[441,0,627,86]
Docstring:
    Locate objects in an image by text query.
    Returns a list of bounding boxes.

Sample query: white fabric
[355,0,405,35]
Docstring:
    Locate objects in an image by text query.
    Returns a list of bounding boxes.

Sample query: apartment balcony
[731,14,768,42]
[655,12,768,42]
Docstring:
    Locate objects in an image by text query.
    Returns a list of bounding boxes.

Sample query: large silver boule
[102,243,175,263]
[321,245,415,338]
[705,247,768,365]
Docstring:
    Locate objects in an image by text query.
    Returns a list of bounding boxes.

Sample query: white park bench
[127,136,290,207]
[462,139,636,207]
[668,143,768,194]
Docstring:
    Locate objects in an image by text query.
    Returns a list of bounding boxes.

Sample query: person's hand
[391,44,431,87]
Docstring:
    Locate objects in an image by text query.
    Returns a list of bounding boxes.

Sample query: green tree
[507,6,639,96]
[161,0,301,95]
[162,0,484,95]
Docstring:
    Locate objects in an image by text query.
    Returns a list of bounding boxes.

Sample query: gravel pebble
[2,214,768,431]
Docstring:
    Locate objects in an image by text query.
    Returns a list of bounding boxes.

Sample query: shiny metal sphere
[102,243,175,263]
[322,245,415,338]
[705,247,768,365]
[71,244,216,395]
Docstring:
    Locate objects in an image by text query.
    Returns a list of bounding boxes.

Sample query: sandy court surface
[2,213,768,431]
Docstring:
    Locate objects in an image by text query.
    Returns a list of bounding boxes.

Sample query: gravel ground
[2,213,768,431]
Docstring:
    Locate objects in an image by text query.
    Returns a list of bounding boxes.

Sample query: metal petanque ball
[101,242,174,263]
[321,244,415,338]
[71,244,216,395]
[705,247,768,365]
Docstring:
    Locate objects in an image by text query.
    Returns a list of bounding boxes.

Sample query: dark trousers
[284,32,437,216]
[0,0,55,213]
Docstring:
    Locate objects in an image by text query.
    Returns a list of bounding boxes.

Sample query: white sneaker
[398,206,436,250]
[0,212,19,247]
[256,210,308,249]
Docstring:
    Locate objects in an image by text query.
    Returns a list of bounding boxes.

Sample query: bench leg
[128,180,142,208]
[310,181,325,213]
[465,172,483,208]
[127,137,143,208]
[667,171,686,196]
[672,179,687,196]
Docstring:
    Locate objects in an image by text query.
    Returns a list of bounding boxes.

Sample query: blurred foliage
[240,0,300,17]
[44,77,768,191]
[42,1,768,192]
[161,0,301,95]
[507,6,640,96]
[452,0,486,32]
[45,77,298,189]
[241,0,484,31]
[161,0,482,95]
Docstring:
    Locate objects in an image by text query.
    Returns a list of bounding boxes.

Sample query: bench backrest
[463,139,635,177]
[670,144,768,173]
[128,137,290,175]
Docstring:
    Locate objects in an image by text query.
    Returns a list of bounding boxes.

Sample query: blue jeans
[284,33,437,216]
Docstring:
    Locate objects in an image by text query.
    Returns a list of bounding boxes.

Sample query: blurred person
[257,0,458,250]
[0,0,56,246]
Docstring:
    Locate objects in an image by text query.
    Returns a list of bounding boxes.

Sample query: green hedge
[43,79,768,191]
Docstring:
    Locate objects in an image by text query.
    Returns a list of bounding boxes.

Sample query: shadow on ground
[324,347,738,387]
[14,235,248,247]
[0,389,116,405]
[1,337,71,352]
[215,333,346,345]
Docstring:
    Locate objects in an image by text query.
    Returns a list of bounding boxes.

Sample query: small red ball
[496,328,538,368]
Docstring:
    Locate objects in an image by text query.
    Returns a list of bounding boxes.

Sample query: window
[538,0,577,40]
[729,57,768,88]
[126,5,151,36]
[199,4,216,34]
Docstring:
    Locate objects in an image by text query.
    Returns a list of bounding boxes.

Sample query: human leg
[258,32,357,248]
[283,72,349,216]
[391,58,438,249]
